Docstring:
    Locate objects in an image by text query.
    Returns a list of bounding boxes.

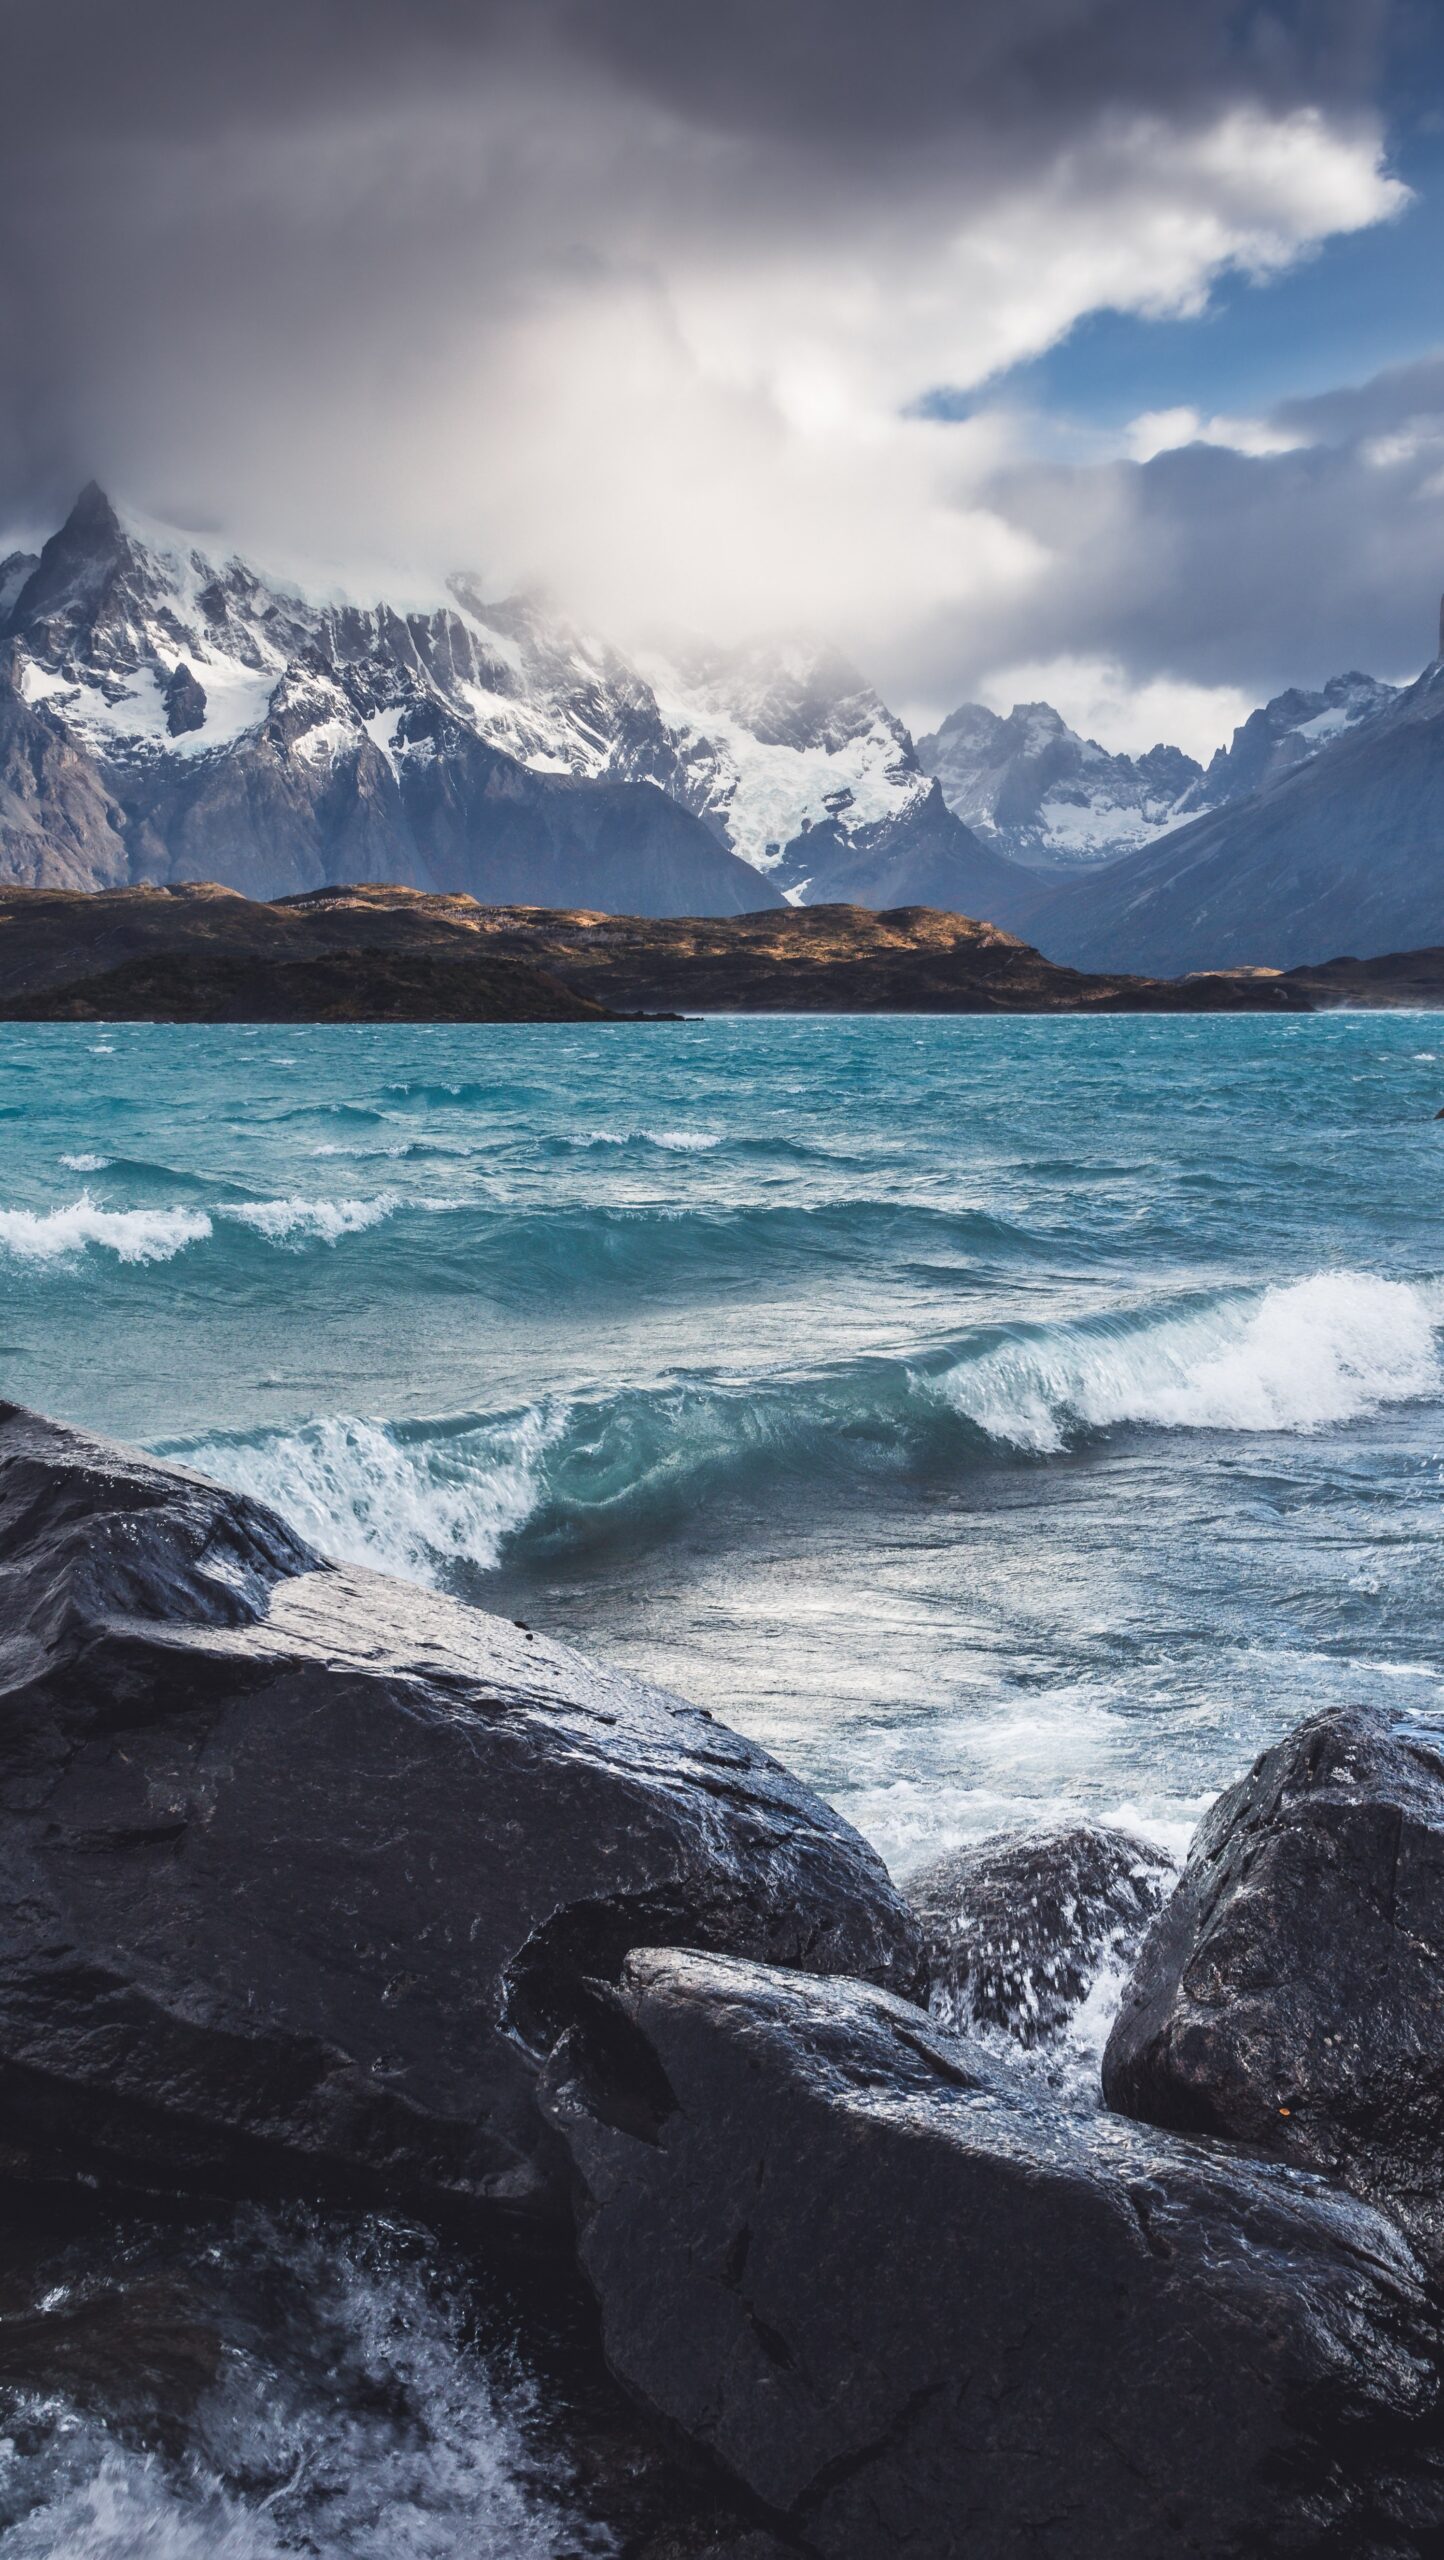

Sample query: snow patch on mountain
[638,635,928,869]
[918,700,1201,872]
[1172,671,1400,815]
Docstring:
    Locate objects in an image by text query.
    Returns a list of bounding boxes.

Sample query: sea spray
[936,1270,1443,1450]
[0,2213,594,2560]
[176,1409,566,1583]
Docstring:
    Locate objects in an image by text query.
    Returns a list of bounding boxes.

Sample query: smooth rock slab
[0,1406,921,2218]
[908,1822,1175,2050]
[543,1948,1444,2560]
[1103,1703,1444,2274]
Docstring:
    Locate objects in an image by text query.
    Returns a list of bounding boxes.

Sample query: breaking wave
[224,1193,402,1245]
[169,1271,1444,1584]
[0,1189,1041,1285]
[0,1197,213,1265]
[937,1270,1443,1451]
[180,1410,564,1582]
[0,1192,422,1264]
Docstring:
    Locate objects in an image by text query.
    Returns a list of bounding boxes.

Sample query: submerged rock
[1103,1703,1444,2274]
[0,1405,921,2222]
[908,1822,1175,2051]
[544,1948,1444,2560]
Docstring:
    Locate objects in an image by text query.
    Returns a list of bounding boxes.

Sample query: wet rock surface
[0,1404,921,2226]
[544,1947,1444,2560]
[1103,1703,1444,2276]
[909,1821,1176,2053]
[9,1421,1444,2555]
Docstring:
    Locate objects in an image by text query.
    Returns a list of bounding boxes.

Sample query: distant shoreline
[2,881,1441,1021]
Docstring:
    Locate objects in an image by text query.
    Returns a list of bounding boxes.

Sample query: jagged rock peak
[61,480,123,543]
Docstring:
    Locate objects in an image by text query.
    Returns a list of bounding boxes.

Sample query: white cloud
[1360,423,1444,470]
[1125,406,1314,463]
[45,86,1404,679]
[973,655,1256,761]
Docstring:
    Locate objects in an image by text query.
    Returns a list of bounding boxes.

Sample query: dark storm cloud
[0,0,1425,718]
[917,354,1444,710]
[559,0,1395,149]
[0,0,1396,154]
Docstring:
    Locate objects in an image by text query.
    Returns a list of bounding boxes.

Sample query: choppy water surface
[4,1009,1444,2552]
[4,1010,1443,1873]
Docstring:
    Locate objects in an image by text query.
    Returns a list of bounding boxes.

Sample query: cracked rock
[542,1946,1444,2560]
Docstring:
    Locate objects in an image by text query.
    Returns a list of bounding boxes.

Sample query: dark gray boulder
[908,1822,1175,2050]
[542,1947,1444,2560]
[0,1406,921,2221]
[1103,1703,1444,2274]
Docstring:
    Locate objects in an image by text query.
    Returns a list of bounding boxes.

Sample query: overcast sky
[3,0,1443,754]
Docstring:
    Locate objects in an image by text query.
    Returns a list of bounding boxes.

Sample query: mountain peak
[61,482,124,546]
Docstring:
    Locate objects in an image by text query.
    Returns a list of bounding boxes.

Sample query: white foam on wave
[0,1195,212,1265]
[647,1127,722,1152]
[186,1410,562,1583]
[937,1270,1442,1452]
[591,1126,721,1152]
[0,1189,420,1266]
[0,2223,587,2559]
[58,1152,110,1172]
[222,1194,400,1245]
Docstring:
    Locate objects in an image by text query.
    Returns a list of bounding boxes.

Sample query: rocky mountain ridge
[6,881,1409,1017]
[3,484,1436,963]
[0,487,1014,919]
[1028,647,1444,974]
[918,670,1400,874]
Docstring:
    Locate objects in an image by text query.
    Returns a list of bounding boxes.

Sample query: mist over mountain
[3,482,1441,968]
[0,486,1019,920]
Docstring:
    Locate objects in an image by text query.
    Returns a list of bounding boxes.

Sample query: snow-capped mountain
[7,483,1422,958]
[637,633,928,863]
[0,486,1013,919]
[1028,648,1444,975]
[0,484,768,914]
[1169,671,1399,817]
[918,675,1401,877]
[917,700,1201,872]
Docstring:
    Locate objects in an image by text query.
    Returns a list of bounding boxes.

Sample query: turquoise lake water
[4,1009,1443,1873]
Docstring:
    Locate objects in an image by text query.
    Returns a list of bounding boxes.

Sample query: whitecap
[588,1126,721,1152]
[645,1128,722,1152]
[58,1152,110,1172]
[221,1194,399,1245]
[0,1195,212,1265]
[179,1408,562,1583]
[936,1270,1442,1452]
